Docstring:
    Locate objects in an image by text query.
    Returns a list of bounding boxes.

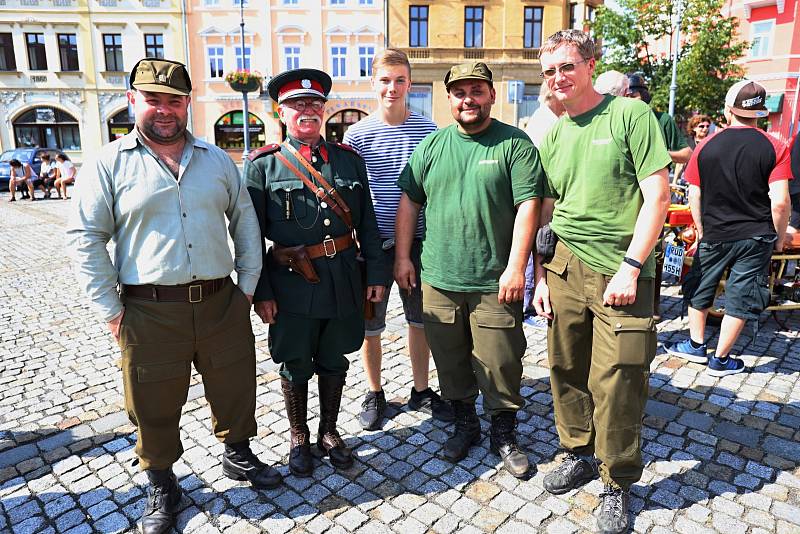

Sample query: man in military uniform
[244,68,387,477]
[66,59,280,534]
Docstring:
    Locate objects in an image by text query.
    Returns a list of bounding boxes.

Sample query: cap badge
[158,74,167,83]
[301,79,312,89]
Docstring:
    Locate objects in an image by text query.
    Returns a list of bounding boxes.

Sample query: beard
[139,115,187,144]
[455,104,490,127]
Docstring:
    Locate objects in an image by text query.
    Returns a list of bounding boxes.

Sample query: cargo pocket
[423,305,456,324]
[474,309,516,329]
[137,360,191,383]
[611,316,656,367]
[542,252,568,277]
[747,273,770,315]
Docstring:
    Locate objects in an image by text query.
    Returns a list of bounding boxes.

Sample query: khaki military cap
[130,58,192,96]
[444,62,493,90]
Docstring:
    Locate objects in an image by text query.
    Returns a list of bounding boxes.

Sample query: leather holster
[271,245,321,284]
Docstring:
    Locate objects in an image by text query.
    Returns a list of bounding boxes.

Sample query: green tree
[590,0,747,123]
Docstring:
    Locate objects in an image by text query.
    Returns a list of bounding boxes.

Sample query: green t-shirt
[655,111,688,152]
[540,95,671,278]
[397,119,545,292]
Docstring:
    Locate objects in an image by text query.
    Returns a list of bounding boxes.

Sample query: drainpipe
[384,0,389,48]
[181,0,194,133]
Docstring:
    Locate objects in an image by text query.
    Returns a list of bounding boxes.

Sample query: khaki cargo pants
[118,279,257,470]
[544,242,656,489]
[421,283,526,415]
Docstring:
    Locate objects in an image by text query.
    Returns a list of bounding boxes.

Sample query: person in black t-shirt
[665,80,792,376]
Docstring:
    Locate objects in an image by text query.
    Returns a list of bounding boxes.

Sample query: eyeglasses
[284,99,325,112]
[540,59,589,79]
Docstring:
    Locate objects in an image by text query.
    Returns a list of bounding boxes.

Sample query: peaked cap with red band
[267,68,333,104]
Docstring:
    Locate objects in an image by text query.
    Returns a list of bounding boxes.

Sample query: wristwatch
[622,256,643,269]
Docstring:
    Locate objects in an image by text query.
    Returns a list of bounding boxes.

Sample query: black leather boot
[490,411,530,478]
[441,400,481,463]
[141,469,182,534]
[281,378,313,477]
[316,374,353,469]
[222,440,282,489]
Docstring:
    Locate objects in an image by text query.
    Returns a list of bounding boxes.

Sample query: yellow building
[0,0,187,162]
[388,0,600,127]
[186,0,385,162]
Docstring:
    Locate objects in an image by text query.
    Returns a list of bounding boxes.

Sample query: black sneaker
[358,390,386,430]
[542,452,599,495]
[596,484,630,534]
[408,387,455,422]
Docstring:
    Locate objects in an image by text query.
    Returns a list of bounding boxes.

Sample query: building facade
[726,0,800,139]
[186,0,385,161]
[0,0,187,162]
[387,0,599,127]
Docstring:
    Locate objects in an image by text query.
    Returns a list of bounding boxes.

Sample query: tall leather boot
[442,400,481,463]
[141,468,182,534]
[222,439,282,489]
[316,374,353,469]
[490,411,530,478]
[281,378,313,477]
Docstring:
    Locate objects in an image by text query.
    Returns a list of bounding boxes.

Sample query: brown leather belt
[277,233,355,259]
[122,277,228,303]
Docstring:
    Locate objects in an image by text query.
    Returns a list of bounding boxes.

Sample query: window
[464,7,483,48]
[26,33,47,71]
[214,111,265,150]
[0,33,17,71]
[235,46,251,70]
[57,34,79,71]
[233,0,248,5]
[331,46,346,78]
[359,0,374,4]
[409,5,428,48]
[103,34,123,71]
[586,4,595,23]
[283,0,298,4]
[569,2,579,29]
[204,0,219,5]
[330,0,345,4]
[208,47,224,78]
[284,46,300,70]
[359,46,374,77]
[523,7,543,48]
[750,20,774,58]
[13,106,81,151]
[144,34,164,59]
[408,84,432,118]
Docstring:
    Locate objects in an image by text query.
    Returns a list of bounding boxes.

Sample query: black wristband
[623,256,643,269]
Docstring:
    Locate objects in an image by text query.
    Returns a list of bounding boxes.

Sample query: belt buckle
[189,284,203,303]
[323,238,337,258]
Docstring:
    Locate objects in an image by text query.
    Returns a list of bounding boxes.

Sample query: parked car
[0,148,68,191]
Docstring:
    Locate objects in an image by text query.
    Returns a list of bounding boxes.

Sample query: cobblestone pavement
[1,192,799,534]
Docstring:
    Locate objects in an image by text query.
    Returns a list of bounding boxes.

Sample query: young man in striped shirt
[343,49,453,430]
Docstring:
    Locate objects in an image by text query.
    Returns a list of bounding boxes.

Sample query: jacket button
[320,201,328,209]
[323,219,331,226]
[616,323,622,328]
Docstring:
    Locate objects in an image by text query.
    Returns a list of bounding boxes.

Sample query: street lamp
[239,0,250,158]
[668,0,683,118]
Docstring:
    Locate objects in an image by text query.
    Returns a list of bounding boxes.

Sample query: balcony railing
[401,48,541,64]
[0,0,77,5]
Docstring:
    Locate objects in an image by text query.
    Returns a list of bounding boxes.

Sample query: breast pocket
[269,179,307,221]
[334,177,364,220]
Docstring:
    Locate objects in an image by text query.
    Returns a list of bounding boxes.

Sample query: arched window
[108,108,135,141]
[325,109,367,144]
[13,106,81,150]
[214,111,265,150]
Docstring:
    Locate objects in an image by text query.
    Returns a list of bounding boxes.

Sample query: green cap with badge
[129,58,192,96]
[444,62,493,90]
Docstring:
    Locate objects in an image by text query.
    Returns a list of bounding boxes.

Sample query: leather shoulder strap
[247,143,280,161]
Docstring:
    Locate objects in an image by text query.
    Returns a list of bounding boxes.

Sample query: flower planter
[228,79,261,93]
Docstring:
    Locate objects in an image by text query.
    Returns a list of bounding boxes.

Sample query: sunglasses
[696,124,710,129]
[540,59,589,79]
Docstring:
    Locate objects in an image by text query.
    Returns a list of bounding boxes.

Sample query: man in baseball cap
[68,57,278,534]
[667,78,791,377]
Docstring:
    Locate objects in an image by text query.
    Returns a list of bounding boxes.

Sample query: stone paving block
[336,507,369,531]
[93,511,130,533]
[392,515,427,534]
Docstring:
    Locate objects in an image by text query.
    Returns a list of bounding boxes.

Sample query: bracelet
[622,256,643,269]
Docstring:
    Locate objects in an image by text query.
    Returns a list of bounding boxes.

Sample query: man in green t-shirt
[533,31,671,534]
[396,62,544,479]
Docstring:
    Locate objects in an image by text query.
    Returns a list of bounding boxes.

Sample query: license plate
[663,243,685,277]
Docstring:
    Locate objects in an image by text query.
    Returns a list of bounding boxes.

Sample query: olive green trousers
[118,279,257,470]
[421,283,526,416]
[544,242,656,489]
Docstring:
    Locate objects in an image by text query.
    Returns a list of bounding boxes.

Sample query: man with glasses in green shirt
[533,31,671,534]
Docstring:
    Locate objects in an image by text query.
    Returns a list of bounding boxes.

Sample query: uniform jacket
[244,136,389,319]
